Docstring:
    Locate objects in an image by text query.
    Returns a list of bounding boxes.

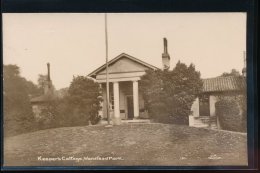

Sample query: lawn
[4,123,247,166]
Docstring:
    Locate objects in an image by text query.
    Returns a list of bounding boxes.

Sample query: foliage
[66,76,102,125]
[220,69,241,77]
[35,98,58,129]
[4,65,103,135]
[139,69,165,119]
[56,87,69,98]
[36,76,102,128]
[215,95,246,132]
[3,64,41,136]
[140,61,203,124]
[216,69,247,132]
[49,96,93,127]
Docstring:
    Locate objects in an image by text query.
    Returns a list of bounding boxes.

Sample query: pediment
[98,56,149,75]
[88,53,159,78]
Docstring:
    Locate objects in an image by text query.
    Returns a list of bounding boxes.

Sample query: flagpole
[105,13,111,125]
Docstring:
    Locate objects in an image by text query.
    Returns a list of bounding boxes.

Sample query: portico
[88,53,159,123]
[111,80,139,121]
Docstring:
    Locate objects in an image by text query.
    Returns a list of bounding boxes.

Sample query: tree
[67,76,102,125]
[56,87,69,98]
[139,69,166,119]
[3,64,41,136]
[140,61,203,124]
[221,69,240,77]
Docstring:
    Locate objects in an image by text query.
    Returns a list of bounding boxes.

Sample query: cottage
[89,38,246,128]
[189,76,246,129]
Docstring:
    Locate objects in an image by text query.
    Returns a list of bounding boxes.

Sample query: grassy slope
[4,123,247,166]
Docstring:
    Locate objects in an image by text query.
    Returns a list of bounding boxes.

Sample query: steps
[122,119,151,124]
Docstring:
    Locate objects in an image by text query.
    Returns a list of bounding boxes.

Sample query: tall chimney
[47,63,50,81]
[242,51,246,77]
[162,38,170,70]
[44,62,53,95]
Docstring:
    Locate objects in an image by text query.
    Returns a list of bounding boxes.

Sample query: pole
[105,13,111,125]
[243,51,246,68]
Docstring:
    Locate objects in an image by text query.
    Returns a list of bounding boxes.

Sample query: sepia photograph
[3,12,248,167]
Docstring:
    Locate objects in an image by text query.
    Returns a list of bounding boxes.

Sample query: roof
[202,76,246,93]
[88,53,159,77]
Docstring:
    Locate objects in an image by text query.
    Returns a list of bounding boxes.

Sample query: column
[98,84,103,118]
[209,95,216,116]
[113,82,121,124]
[133,80,139,118]
[191,97,199,117]
[209,95,218,129]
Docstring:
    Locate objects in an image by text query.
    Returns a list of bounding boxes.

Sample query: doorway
[126,96,134,119]
[199,95,210,116]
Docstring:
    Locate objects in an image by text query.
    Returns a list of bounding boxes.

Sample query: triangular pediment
[88,53,159,77]
[98,57,149,74]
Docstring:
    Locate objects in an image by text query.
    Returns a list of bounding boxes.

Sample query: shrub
[3,65,41,136]
[67,76,102,125]
[140,62,203,124]
[216,96,246,132]
[37,99,59,129]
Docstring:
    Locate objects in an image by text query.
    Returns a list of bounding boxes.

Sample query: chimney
[44,63,52,95]
[47,62,50,81]
[162,38,170,70]
[242,51,246,77]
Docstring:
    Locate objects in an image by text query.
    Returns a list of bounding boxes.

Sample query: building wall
[32,105,42,120]
[32,104,47,121]
[190,97,199,117]
[209,95,218,116]
[189,92,244,130]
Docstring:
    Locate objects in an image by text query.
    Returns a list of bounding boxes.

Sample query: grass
[4,123,247,166]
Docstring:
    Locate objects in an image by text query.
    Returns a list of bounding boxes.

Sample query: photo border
[1,0,258,171]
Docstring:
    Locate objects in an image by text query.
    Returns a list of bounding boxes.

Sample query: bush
[216,96,246,132]
[37,97,102,129]
[140,62,203,124]
[4,111,37,137]
[40,76,102,128]
[4,65,41,136]
[67,76,102,125]
[37,99,58,129]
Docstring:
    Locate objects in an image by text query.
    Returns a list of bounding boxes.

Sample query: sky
[3,13,246,89]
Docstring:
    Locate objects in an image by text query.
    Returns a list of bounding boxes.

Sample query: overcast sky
[3,13,246,89]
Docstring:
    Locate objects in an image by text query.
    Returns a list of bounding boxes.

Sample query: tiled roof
[202,76,246,93]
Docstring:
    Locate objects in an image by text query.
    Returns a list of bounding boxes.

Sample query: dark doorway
[199,95,210,116]
[127,96,134,119]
